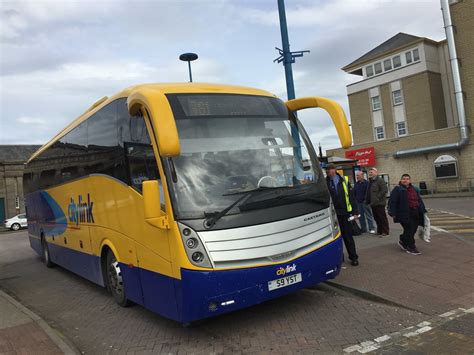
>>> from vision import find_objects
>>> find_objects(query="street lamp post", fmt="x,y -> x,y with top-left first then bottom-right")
179,53 -> 198,82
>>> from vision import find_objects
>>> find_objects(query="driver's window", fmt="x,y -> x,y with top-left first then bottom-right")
125,143 -> 160,192
118,99 -> 164,208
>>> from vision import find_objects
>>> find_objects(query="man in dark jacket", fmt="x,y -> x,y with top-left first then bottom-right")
367,168 -> 389,236
326,164 -> 359,266
388,174 -> 426,255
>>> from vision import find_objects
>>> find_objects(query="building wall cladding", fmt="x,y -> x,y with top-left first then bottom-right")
402,72 -> 446,134
348,71 -> 448,143
380,83 -> 395,138
348,90 -> 372,143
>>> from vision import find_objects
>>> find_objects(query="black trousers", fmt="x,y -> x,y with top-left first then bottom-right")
337,214 -> 358,261
372,205 -> 390,235
400,209 -> 419,249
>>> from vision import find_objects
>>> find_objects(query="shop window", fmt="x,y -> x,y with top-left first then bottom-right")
434,155 -> 458,179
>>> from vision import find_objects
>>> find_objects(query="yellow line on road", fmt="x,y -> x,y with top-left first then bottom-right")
445,229 -> 474,233
430,220 -> 474,224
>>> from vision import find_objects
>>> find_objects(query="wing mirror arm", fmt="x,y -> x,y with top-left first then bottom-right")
285,97 -> 352,149
142,180 -> 169,230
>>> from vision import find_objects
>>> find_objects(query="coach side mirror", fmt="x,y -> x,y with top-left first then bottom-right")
128,89 -> 181,157
143,180 -> 169,229
285,96 -> 352,149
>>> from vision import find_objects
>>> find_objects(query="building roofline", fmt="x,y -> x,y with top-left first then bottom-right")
342,34 -> 443,73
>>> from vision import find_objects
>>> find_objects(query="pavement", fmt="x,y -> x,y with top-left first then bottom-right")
0,288 -> 78,354
0,197 -> 473,354
336,204 -> 474,354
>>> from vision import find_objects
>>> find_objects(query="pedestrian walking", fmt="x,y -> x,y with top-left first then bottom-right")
388,174 -> 426,255
325,164 -> 359,266
367,168 -> 389,236
354,171 -> 376,234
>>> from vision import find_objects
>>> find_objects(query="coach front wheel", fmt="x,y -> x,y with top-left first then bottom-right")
106,251 -> 131,307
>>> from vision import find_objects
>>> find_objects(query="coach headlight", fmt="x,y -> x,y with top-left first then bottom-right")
330,202 -> 339,236
178,223 -> 212,268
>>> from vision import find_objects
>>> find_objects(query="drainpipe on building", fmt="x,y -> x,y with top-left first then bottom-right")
393,0 -> 470,158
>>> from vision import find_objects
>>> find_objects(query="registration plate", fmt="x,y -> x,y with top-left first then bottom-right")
268,273 -> 302,291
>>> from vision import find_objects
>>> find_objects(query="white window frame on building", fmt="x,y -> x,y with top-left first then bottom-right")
374,62 -> 382,75
392,89 -> 403,105
413,48 -> 420,61
383,59 -> 392,71
405,51 -> 412,64
366,65 -> 374,77
374,126 -> 385,141
396,121 -> 408,137
371,96 -> 381,111
392,55 -> 402,68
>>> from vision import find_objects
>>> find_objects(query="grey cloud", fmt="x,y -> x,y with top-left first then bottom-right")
0,0 -> 448,151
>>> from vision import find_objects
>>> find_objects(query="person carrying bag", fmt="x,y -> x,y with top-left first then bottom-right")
388,174 -> 427,255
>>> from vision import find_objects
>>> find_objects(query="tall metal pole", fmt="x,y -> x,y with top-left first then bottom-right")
277,0 -> 295,100
274,0 -> 310,180
188,61 -> 193,82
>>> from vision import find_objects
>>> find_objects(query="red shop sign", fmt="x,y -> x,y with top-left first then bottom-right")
345,147 -> 376,167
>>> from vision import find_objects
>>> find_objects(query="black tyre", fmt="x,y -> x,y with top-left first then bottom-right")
11,223 -> 21,231
105,251 -> 131,307
41,235 -> 55,268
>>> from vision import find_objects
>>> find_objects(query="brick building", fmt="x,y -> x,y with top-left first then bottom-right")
0,145 -> 40,222
328,0 -> 473,193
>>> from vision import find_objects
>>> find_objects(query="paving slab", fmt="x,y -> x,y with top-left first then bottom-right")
0,289 -> 78,354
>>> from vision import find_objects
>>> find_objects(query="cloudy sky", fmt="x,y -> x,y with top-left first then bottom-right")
0,0 -> 445,152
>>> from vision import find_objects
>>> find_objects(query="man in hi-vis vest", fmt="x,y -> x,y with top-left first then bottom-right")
325,164 -> 359,266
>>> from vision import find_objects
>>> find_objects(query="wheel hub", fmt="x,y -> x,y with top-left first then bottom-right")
108,261 -> 123,295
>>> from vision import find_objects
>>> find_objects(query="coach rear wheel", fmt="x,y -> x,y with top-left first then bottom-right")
106,252 -> 131,307
41,235 -> 55,268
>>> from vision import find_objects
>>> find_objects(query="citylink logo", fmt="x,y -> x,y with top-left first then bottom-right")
68,194 -> 95,225
276,263 -> 297,276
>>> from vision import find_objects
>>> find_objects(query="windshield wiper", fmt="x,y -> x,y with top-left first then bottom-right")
222,185 -> 289,196
204,186 -> 281,229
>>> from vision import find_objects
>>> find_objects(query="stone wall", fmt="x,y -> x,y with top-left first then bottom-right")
0,162 -> 26,219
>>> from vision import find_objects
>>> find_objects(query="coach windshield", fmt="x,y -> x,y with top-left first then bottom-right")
164,94 -> 330,230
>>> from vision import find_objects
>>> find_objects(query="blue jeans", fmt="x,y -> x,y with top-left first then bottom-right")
357,201 -> 375,232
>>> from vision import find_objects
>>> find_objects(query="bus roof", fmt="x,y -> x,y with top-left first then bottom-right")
27,83 -> 276,163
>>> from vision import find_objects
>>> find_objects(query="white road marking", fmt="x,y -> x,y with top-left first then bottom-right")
343,307 -> 472,354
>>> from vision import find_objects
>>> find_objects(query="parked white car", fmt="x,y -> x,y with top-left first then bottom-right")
4,214 -> 28,231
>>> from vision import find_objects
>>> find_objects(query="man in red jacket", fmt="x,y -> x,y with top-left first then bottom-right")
388,174 -> 427,255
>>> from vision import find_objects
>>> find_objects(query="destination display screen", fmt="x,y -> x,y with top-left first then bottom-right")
166,94 -> 288,118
